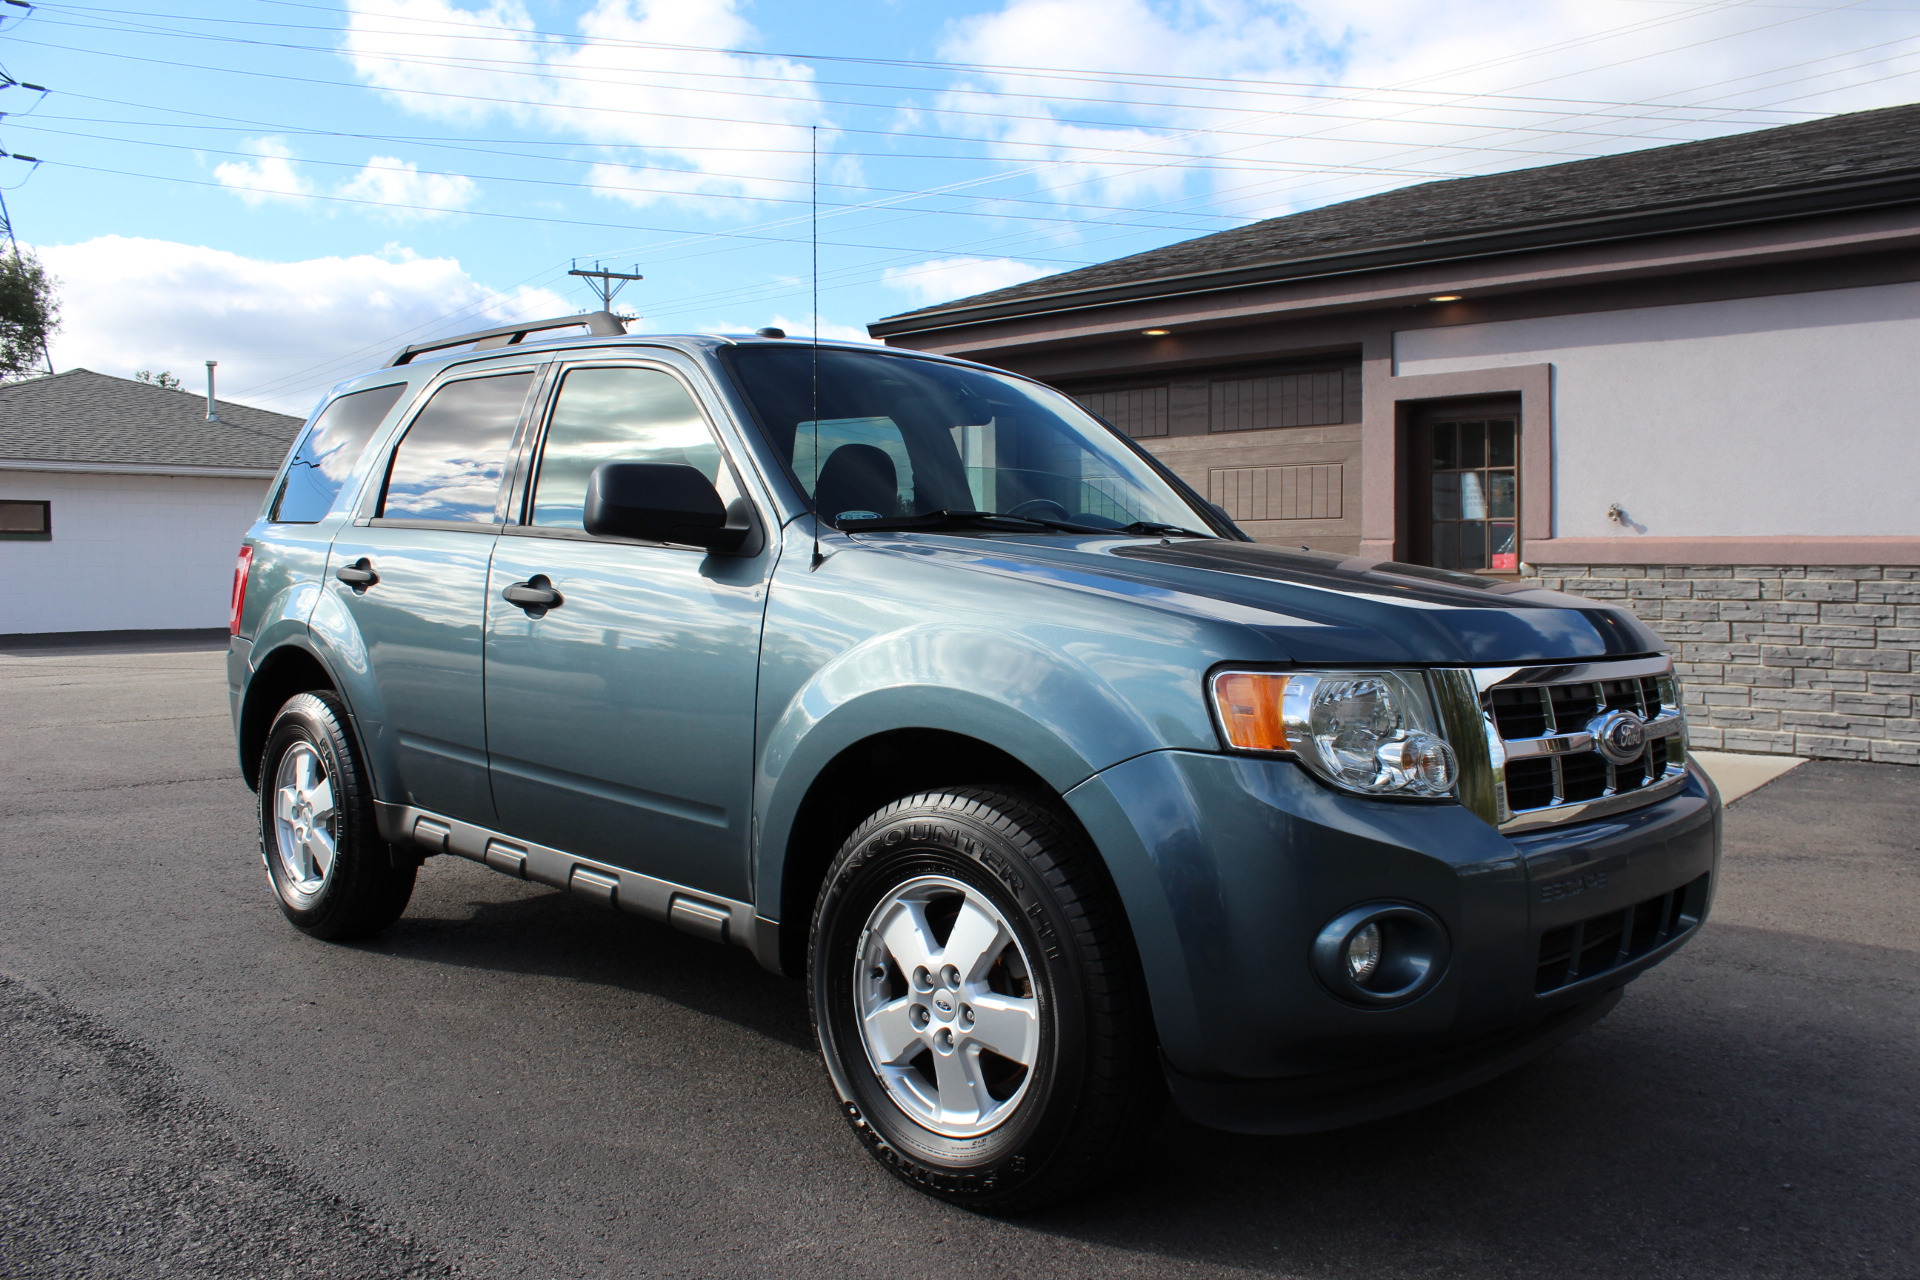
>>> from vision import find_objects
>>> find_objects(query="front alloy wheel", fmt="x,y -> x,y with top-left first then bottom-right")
811,788 -> 1162,1213
855,875 -> 1041,1138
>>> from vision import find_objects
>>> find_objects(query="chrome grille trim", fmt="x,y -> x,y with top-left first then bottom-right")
1501,708 -> 1684,760
1433,656 -> 1689,832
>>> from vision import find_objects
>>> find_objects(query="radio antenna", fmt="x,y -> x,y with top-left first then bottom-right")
809,124 -> 823,569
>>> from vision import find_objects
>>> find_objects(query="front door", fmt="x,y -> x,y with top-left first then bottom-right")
1409,404 -> 1520,574
483,362 -> 772,901
325,367 -> 538,825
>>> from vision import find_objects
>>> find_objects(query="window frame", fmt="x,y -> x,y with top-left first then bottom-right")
356,361 -> 547,533
1408,399 -> 1522,577
503,356 -> 757,550
0,498 -> 51,541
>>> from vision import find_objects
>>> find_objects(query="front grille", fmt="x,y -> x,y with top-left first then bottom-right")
1536,872 -> 1710,993
1478,659 -> 1688,830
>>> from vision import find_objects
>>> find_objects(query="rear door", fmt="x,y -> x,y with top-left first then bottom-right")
482,359 -> 773,901
325,364 -> 542,826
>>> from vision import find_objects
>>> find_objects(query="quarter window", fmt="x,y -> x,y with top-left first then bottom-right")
272,382 -> 408,522
529,367 -> 731,530
379,373 -> 533,523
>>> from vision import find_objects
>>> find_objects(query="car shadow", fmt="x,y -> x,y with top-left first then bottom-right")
351,866 -> 816,1053
343,859 -> 1916,1277
1022,919 -> 1920,1276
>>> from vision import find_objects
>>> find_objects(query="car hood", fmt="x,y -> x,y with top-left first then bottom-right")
865,534 -> 1664,665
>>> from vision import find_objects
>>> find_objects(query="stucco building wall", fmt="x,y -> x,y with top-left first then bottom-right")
1391,281 -> 1920,541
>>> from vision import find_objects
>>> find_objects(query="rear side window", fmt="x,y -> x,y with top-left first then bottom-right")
379,373 -> 533,523
271,383 -> 408,523
529,366 -> 727,530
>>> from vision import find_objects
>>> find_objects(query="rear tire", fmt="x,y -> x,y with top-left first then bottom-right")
257,691 -> 414,940
809,787 -> 1163,1213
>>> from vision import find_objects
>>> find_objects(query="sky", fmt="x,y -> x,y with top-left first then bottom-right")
4,0 -> 1918,415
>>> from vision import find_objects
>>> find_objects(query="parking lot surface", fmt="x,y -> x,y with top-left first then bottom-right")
2,638 -> 1915,1279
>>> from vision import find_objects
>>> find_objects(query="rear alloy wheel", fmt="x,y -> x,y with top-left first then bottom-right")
810,788 -> 1162,1212
258,691 -> 414,940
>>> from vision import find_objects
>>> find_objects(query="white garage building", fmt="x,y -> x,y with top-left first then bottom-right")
0,369 -> 303,637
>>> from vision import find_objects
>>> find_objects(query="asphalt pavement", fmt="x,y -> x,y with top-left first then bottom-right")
2,637 -> 1915,1279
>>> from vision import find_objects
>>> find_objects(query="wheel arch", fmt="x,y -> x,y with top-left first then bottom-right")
771,727 -> 1091,978
238,641 -> 343,791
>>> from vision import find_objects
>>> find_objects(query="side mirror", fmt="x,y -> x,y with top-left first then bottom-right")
584,462 -> 750,553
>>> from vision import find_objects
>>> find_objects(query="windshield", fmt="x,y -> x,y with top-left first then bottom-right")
722,345 -> 1216,534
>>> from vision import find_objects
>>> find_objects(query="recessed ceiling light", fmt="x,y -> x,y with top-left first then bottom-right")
1141,328 -> 1170,336
1428,294 -> 1462,303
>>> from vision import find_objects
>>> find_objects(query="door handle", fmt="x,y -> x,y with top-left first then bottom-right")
502,575 -> 563,616
335,559 -> 378,589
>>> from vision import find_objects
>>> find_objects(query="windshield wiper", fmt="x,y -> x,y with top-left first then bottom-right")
834,509 -> 1046,532
836,509 -> 1215,538
1119,520 -> 1214,539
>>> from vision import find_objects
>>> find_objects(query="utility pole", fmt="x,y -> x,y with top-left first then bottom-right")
567,262 -> 643,319
0,186 -> 53,378
0,20 -> 56,376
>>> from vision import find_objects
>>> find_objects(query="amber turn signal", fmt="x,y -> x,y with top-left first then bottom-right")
1212,671 -> 1292,752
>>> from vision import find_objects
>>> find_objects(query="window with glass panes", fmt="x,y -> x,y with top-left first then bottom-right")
1425,416 -> 1518,572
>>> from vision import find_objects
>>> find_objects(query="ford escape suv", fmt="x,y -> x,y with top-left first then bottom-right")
228,311 -> 1721,1212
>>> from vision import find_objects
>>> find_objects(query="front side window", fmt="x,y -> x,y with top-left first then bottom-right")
272,382 -> 408,522
528,366 -> 732,530
723,347 -> 1214,533
378,372 -> 533,523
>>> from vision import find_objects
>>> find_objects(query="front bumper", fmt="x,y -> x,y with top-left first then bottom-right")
1063,750 -> 1720,1130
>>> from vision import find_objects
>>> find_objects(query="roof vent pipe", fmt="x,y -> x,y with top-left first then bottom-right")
204,360 -> 220,422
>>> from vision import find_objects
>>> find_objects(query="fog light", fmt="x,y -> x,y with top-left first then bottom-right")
1310,903 -> 1451,1006
1345,922 -> 1381,983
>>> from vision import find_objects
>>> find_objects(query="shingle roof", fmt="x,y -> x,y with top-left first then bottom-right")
0,369 -> 304,471
874,101 -> 1920,332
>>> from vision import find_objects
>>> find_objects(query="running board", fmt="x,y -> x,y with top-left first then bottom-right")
374,801 -> 779,970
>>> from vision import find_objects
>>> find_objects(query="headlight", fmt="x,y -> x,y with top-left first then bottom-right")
1210,669 -> 1459,799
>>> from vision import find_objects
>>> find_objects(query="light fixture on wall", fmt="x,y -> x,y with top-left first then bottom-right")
1428,295 -> 1462,303
1141,328 -> 1170,336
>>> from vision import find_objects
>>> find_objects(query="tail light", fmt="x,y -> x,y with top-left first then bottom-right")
230,544 -> 254,636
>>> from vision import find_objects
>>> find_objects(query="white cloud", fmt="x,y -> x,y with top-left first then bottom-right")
758,315 -> 881,344
213,140 -> 479,219
880,256 -> 1051,308
37,236 -> 568,415
340,0 -> 831,210
213,138 -> 314,206
338,157 -> 479,218
936,0 -> 1920,218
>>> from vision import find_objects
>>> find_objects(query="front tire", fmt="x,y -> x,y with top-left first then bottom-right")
809,788 -> 1162,1213
257,691 -> 414,940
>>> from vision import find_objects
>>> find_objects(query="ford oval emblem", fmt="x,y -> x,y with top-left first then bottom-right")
1589,709 -> 1647,766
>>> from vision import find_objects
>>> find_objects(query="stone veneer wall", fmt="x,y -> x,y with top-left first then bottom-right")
1525,564 -> 1920,764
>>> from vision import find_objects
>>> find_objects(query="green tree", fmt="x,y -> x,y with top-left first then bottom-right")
0,246 -> 57,378
135,369 -> 182,390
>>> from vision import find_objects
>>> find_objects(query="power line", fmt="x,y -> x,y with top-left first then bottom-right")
34,6 -> 1835,140
49,0 -> 1833,119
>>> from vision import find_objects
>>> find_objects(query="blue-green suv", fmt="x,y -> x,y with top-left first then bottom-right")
228,313 -> 1720,1212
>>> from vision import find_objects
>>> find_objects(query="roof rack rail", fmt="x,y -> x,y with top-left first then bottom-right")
385,310 -> 628,368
